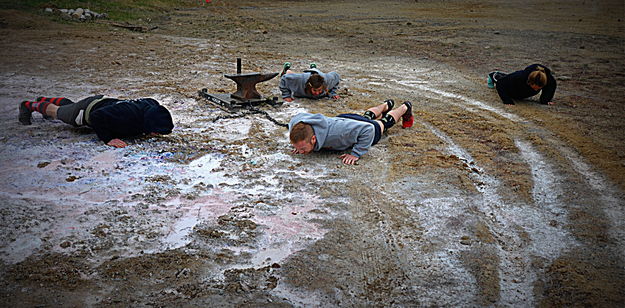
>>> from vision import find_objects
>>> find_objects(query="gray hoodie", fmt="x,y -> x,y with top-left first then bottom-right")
279,69 -> 340,99
289,113 -> 375,158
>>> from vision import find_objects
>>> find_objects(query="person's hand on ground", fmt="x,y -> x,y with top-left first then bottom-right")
331,95 -> 340,100
339,153 -> 359,165
107,138 -> 128,148
548,101 -> 555,105
284,97 -> 294,102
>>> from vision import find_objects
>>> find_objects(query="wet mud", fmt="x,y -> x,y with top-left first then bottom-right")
1,0 -> 624,306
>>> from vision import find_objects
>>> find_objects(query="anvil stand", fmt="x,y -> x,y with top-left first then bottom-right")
199,58 -> 281,112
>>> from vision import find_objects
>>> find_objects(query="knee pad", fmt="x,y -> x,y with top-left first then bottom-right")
363,110 -> 376,120
380,114 -> 396,129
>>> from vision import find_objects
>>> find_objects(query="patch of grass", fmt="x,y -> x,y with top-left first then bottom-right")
0,0 -> 199,21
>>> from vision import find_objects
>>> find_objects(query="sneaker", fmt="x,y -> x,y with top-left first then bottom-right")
309,62 -> 317,69
18,101 -> 32,125
401,101 -> 413,129
280,62 -> 291,76
487,73 -> 495,89
382,99 -> 394,117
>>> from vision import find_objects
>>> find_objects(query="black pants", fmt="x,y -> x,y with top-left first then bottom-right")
336,113 -> 382,145
489,71 -> 507,84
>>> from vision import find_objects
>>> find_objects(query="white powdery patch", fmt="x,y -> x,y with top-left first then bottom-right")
406,193 -> 480,304
512,139 -> 579,289
421,121 -> 536,305
557,143 -> 625,257
397,81 -> 523,123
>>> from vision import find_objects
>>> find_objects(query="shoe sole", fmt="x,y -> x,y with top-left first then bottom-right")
18,102 -> 32,125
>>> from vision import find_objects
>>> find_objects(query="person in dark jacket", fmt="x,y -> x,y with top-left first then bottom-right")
279,62 -> 340,102
289,99 -> 413,165
18,95 -> 174,148
487,64 -> 557,105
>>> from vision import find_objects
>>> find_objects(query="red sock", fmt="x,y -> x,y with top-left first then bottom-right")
37,97 -> 73,106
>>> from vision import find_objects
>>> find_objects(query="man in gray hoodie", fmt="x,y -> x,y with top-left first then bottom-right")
279,63 -> 340,102
289,100 -> 413,165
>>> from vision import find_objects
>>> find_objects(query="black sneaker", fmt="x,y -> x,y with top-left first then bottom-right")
18,101 -> 32,125
382,99 -> 395,117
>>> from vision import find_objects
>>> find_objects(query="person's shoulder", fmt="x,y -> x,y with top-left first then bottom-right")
281,73 -> 307,81
525,63 -> 551,71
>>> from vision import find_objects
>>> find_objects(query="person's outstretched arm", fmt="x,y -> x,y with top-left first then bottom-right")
540,71 -> 557,104
279,75 -> 293,101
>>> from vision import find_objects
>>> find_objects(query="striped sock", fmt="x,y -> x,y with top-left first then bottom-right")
36,97 -> 73,106
24,101 -> 53,114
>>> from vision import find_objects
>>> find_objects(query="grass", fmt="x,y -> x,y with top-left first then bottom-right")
0,0 -> 200,21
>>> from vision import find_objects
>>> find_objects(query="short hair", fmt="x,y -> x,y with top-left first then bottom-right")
527,67 -> 547,88
305,74 -> 326,95
290,122 -> 314,143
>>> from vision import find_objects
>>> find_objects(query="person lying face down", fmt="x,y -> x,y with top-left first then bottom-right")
19,95 -> 174,148
289,99 -> 414,165
487,64 -> 557,105
279,63 -> 341,102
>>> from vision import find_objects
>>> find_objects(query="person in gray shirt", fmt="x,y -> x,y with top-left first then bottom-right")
289,99 -> 413,165
279,62 -> 341,102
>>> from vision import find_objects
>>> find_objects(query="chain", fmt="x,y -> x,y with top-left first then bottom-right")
208,107 -> 288,128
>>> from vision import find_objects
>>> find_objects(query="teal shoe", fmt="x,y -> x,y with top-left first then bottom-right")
487,74 -> 495,89
281,62 -> 291,76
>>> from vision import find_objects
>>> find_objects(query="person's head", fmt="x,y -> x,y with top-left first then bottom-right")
144,105 -> 174,135
305,74 -> 327,97
290,122 -> 316,154
527,67 -> 547,91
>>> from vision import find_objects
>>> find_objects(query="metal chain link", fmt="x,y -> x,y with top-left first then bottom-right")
208,107 -> 288,128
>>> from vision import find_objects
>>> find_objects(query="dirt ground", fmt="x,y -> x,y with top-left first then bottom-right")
1,0 -> 624,306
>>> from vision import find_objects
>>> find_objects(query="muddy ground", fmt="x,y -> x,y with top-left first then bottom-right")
1,0 -> 624,306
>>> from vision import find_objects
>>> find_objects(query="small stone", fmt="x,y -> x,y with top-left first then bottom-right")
60,241 -> 71,248
44,8 -> 54,13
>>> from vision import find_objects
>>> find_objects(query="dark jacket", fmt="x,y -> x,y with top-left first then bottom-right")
88,98 -> 173,143
496,64 -> 557,105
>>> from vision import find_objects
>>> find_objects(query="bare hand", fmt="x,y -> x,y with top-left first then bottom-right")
339,153 -> 359,165
547,101 -> 555,105
331,95 -> 340,100
284,97 -> 294,102
107,138 -> 128,148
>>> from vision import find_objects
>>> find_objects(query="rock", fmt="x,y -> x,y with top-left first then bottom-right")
44,8 -> 54,13
60,241 -> 71,248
